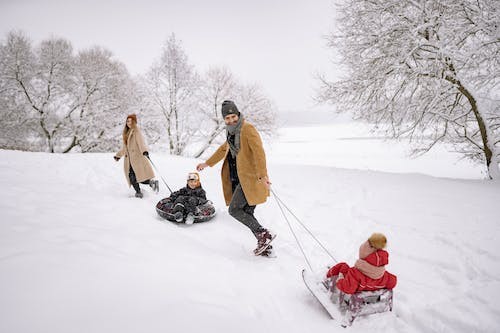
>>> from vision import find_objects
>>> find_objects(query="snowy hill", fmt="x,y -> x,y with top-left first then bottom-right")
1,124 -> 499,333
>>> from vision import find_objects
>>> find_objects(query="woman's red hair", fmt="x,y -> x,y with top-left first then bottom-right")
122,114 -> 137,144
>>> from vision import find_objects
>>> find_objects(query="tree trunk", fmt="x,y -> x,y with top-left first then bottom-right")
194,125 -> 224,158
62,136 -> 78,153
167,121 -> 174,154
454,80 -> 498,179
42,121 -> 54,153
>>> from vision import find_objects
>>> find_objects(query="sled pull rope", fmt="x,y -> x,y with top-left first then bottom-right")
271,189 -> 338,265
147,156 -> 173,194
272,188 -> 314,271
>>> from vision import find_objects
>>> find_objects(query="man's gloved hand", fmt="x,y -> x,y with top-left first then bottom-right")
114,156 -> 120,161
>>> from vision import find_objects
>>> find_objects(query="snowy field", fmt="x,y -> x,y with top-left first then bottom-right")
269,120 -> 483,180
1,122 -> 499,333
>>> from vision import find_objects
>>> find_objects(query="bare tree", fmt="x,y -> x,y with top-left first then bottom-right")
193,67 -> 277,158
128,75 -> 163,148
145,33 -> 199,155
236,82 -> 277,139
318,0 -> 500,178
193,66 -> 238,158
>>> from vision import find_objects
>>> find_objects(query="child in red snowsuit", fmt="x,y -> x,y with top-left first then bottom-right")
326,233 -> 397,294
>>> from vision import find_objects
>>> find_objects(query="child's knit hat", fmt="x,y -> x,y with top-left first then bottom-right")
368,233 -> 387,250
187,172 -> 201,186
187,172 -> 200,181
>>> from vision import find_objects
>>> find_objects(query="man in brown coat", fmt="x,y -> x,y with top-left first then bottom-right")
197,100 -> 275,255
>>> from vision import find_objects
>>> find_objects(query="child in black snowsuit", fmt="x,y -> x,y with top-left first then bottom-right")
168,172 -> 207,224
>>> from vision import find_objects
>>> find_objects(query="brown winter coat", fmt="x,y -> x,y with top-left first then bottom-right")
206,121 -> 269,206
115,127 -> 155,186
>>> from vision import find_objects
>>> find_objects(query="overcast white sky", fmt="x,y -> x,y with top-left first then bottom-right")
0,0 -> 341,113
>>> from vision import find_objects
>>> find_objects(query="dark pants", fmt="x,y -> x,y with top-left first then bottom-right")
129,166 -> 150,193
173,196 -> 199,215
228,184 -> 265,238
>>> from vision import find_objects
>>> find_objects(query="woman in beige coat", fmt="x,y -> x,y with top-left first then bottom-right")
114,114 -> 158,198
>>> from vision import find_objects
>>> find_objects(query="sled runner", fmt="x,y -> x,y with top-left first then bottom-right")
302,269 -> 340,320
156,198 -> 216,223
303,269 -> 393,327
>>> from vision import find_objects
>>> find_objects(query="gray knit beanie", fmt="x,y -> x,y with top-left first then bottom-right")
221,100 -> 240,118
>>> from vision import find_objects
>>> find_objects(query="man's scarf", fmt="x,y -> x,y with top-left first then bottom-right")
226,115 -> 244,158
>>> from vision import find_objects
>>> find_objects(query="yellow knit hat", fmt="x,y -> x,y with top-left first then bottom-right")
187,172 -> 201,187
368,233 -> 387,250
187,172 -> 200,181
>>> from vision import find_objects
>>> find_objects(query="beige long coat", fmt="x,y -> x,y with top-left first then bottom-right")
206,121 -> 269,206
115,127 -> 155,186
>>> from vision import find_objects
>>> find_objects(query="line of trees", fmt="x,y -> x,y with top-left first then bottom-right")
318,0 -> 499,179
0,31 -> 277,157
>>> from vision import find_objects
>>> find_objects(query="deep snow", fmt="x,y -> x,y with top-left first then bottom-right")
1,123 -> 499,333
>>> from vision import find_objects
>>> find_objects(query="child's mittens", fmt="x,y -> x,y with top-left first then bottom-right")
326,266 -> 336,278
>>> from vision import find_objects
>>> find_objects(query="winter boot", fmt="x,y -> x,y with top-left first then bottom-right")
150,179 -> 159,193
185,213 -> 195,225
259,245 -> 275,257
173,211 -> 184,222
135,191 -> 143,198
327,275 -> 341,303
254,230 -> 276,255
173,203 -> 185,213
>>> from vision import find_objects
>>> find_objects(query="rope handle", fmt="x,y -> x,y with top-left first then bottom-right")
271,188 -> 338,270
147,155 -> 173,194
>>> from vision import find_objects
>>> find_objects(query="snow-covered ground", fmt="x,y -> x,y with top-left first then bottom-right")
1,122 -> 499,333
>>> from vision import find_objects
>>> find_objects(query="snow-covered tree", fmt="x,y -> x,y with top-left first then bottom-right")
63,47 -> 135,153
0,31 -> 136,153
1,31 -> 277,156
0,32 -> 74,152
145,34 -> 199,155
318,0 -> 500,179
0,32 -> 36,150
